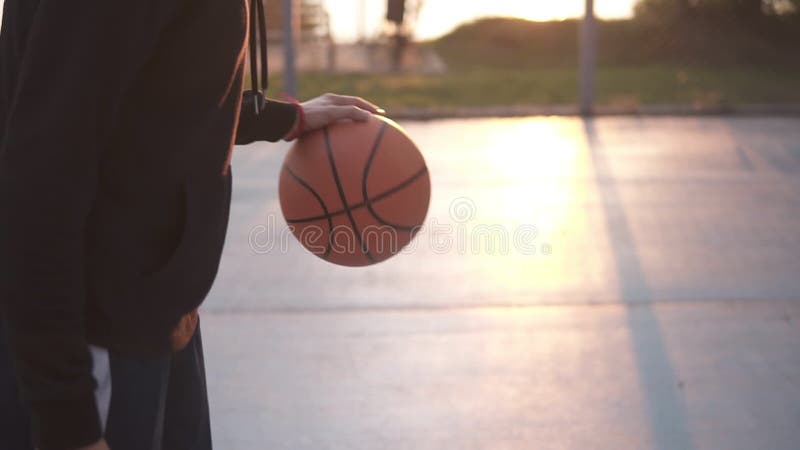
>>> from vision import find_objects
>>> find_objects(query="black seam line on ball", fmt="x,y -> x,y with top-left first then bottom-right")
283,165 -> 333,258
324,127 -> 375,263
362,123 -> 418,232
285,166 -> 428,225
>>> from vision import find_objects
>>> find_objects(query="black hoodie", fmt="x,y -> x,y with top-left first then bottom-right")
0,0 -> 296,448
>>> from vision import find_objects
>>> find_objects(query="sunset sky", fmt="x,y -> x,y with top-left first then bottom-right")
325,0 -> 637,41
0,0 -> 637,41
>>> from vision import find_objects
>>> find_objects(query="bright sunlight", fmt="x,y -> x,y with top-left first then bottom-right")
324,0 -> 637,41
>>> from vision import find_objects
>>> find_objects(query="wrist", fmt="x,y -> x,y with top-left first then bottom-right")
282,97 -> 305,141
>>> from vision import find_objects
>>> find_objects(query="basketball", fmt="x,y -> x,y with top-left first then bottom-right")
279,115 -> 431,267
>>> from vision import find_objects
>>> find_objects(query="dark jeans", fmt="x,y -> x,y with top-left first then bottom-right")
0,320 -> 212,450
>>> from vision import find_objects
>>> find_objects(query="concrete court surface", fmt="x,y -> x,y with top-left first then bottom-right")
202,116 -> 800,449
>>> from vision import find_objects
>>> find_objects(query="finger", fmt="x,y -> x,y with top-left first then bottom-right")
328,94 -> 384,115
329,105 -> 371,123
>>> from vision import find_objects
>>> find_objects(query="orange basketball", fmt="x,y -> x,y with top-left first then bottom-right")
279,115 -> 431,267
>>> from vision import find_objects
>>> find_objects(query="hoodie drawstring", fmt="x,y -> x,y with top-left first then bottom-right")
248,0 -> 269,112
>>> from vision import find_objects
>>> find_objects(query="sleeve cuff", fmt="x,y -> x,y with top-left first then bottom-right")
31,394 -> 102,450
236,92 -> 300,145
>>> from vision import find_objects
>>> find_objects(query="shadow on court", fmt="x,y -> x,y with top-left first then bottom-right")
584,118 -> 694,450
203,116 -> 800,449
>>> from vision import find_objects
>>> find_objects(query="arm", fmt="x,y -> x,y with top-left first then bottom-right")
0,1 -> 165,448
235,93 -> 385,145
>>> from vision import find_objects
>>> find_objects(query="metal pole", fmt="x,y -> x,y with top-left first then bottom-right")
579,0 -> 596,115
283,0 -> 298,97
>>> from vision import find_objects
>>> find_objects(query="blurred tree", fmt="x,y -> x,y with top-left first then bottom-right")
634,0 -> 798,20
299,0 -> 331,42
764,0 -> 799,14
264,0 -> 331,41
633,0 -> 690,22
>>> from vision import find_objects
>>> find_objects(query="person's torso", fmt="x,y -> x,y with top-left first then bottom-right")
0,0 -> 249,354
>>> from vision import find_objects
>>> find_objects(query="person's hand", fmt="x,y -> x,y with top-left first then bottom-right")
296,93 -> 385,135
170,309 -> 199,352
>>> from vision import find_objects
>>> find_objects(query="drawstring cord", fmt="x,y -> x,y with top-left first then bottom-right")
245,0 -> 303,139
248,0 -> 269,113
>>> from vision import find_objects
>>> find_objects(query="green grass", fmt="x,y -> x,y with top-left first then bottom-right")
596,66 -> 800,106
265,66 -> 800,110
260,17 -> 800,111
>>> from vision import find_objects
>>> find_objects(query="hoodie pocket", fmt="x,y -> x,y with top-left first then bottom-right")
136,175 -> 228,308
137,180 -> 196,295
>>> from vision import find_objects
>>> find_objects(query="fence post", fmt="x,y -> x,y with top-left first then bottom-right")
283,0 -> 298,98
579,0 -> 596,115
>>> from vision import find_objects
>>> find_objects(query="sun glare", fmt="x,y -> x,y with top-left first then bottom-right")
500,0 -> 638,22
418,117 -> 611,301
325,0 -> 636,42
499,1 -> 579,22
413,0 -> 636,40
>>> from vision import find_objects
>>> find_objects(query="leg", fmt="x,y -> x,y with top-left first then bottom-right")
161,324 -> 213,450
104,349 -> 171,450
0,320 -> 34,450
